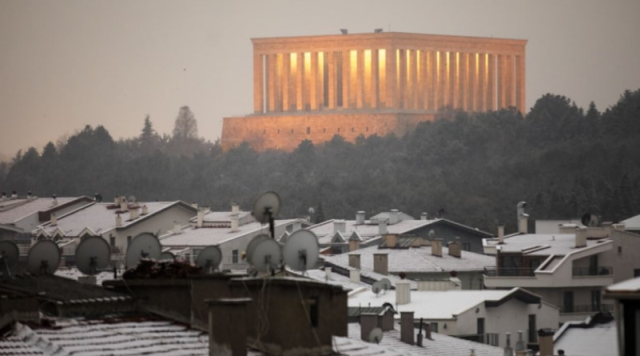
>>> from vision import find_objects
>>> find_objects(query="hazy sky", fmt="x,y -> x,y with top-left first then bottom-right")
1,0 -> 639,159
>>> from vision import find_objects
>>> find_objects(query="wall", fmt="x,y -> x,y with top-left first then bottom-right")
410,222 -> 491,254
404,271 -> 484,290
599,228 -> 640,283
221,111 -> 435,152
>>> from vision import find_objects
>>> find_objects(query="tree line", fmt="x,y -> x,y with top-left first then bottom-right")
1,90 -> 639,234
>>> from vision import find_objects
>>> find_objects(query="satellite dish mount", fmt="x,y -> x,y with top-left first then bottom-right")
252,191 -> 281,239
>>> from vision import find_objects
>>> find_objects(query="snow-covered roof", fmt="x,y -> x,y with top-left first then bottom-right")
323,244 -> 494,273
339,323 -> 504,356
485,233 -> 611,256
160,219 -> 302,247
348,288 -> 539,320
55,267 -> 115,284
0,197 -> 86,224
622,214 -> 640,230
554,320 -> 617,356
606,276 -> 640,293
534,219 -> 581,234
39,201 -> 194,237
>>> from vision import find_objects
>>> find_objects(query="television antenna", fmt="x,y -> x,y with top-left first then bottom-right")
26,240 -> 61,275
252,191 -> 280,239
0,240 -> 19,279
125,233 -> 161,268
245,234 -> 270,263
75,236 -> 111,275
371,281 -> 383,296
369,327 -> 384,344
196,245 -> 222,273
379,278 -> 392,292
249,238 -> 282,273
282,230 -> 319,273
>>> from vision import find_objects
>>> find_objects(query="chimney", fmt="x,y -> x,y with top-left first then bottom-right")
231,215 -> 239,232
424,322 -> 432,340
0,192 -> 6,201
420,212 -> 428,220
389,209 -> 400,224
129,207 -> 139,220
174,223 -> 182,234
120,199 -> 128,212
575,226 -> 587,248
515,330 -> 525,352
380,308 -> 394,331
396,280 -> 411,305
206,298 -> 251,356
356,211 -> 366,225
50,213 -> 57,226
333,220 -> 346,235
11,190 -> 17,199
498,225 -> 505,244
504,332 -> 513,356
360,313 -> 379,342
518,214 -> 528,234
51,194 -> 58,206
115,214 -> 122,227
27,191 -> 33,200
231,203 -> 240,215
378,220 -> 387,235
431,238 -> 443,257
602,222 -> 613,237
349,254 -> 361,269
325,267 -> 332,281
349,236 -> 361,252
141,205 -> 149,215
350,269 -> 360,283
197,208 -> 205,228
385,234 -> 397,248
114,196 -> 121,205
373,253 -> 388,275
537,328 -> 554,356
448,239 -> 461,258
400,311 -> 414,345
191,202 -> 198,209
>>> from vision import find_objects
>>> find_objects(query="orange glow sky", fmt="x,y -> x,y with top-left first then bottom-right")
1,0 -> 639,159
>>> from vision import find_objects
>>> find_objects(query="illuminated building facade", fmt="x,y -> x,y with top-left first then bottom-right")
222,32 -> 527,151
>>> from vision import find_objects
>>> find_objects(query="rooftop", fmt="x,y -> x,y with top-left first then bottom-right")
0,197 -> 86,225
553,313 -> 617,356
323,244 -> 495,273
485,233 -> 611,256
622,214 -> 640,230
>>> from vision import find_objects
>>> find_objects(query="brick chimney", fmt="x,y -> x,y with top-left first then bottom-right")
50,213 -> 57,226
373,253 -> 388,275
349,235 -> 361,252
378,220 -> 387,235
389,209 -> 400,224
206,298 -> 251,356
396,280 -> 411,305
448,239 -> 461,258
498,225 -> 505,244
385,234 -> 397,248
350,269 -> 360,283
356,211 -> 366,225
431,238 -> 443,257
400,311 -> 414,345
349,254 -> 361,269
538,328 -> 554,356
360,313 -> 378,342
575,226 -> 587,248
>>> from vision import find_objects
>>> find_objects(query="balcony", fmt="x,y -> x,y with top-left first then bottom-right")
572,266 -> 613,277
484,266 -> 535,277
561,303 -> 614,314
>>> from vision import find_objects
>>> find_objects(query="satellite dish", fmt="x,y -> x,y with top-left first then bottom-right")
369,327 -> 384,344
282,230 -> 319,271
252,191 -> 281,224
249,238 -> 282,272
245,234 -> 271,263
160,251 -> 175,261
27,240 -> 61,275
196,245 -> 222,273
581,213 -> 600,227
372,281 -> 383,296
0,240 -> 19,277
379,278 -> 392,291
125,233 -> 161,268
75,236 -> 111,275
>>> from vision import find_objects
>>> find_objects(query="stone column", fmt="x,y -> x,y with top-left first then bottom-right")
497,54 -> 506,109
418,50 -> 427,110
437,51 -> 446,109
342,49 -> 351,109
399,49 -> 407,108
505,54 -> 514,108
459,52 -> 468,111
409,49 -> 418,109
267,53 -> 276,113
516,54 -> 526,114
487,54 -> 496,111
356,49 -> 365,109
448,52 -> 456,109
371,48 -> 379,109
317,52 -> 325,108
478,53 -> 486,111
327,52 -> 337,109
385,48 -> 397,109
426,51 -> 436,110
253,53 -> 264,113
296,52 -> 304,111
282,53 -> 290,111
310,52 -> 318,110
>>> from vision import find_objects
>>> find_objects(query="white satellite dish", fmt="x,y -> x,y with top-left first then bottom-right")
372,281 -> 383,296
245,234 -> 271,263
0,240 -> 19,277
75,236 -> 111,275
196,245 -> 222,273
27,240 -> 61,275
369,327 -> 384,344
379,278 -> 392,292
249,238 -> 282,272
282,230 -> 319,272
125,233 -> 161,268
252,191 -> 281,224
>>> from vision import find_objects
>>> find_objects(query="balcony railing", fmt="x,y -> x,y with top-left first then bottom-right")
484,266 -> 535,277
561,303 -> 614,314
454,333 -> 500,346
572,266 -> 613,277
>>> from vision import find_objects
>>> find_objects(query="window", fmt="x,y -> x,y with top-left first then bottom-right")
635,269 -> 640,278
127,236 -> 132,247
291,129 -> 294,134
592,290 -> 602,311
109,236 -> 116,247
430,323 -> 438,333
366,127 -> 369,132
277,129 -> 280,134
323,128 -> 326,133
351,127 -> 354,132
307,127 -> 311,134
309,296 -> 319,327
232,249 -> 239,263
589,255 -> 599,275
563,291 -> 574,313
337,128 -> 340,132
477,318 -> 485,336
462,242 -> 471,251
528,315 -> 537,343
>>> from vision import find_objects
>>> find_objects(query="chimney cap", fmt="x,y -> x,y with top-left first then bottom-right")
537,328 -> 554,337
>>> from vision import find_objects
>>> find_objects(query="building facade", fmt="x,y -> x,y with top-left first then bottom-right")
222,32 -> 527,151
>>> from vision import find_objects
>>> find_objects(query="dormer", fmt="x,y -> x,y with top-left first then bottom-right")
78,227 -> 97,239
331,231 -> 347,244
